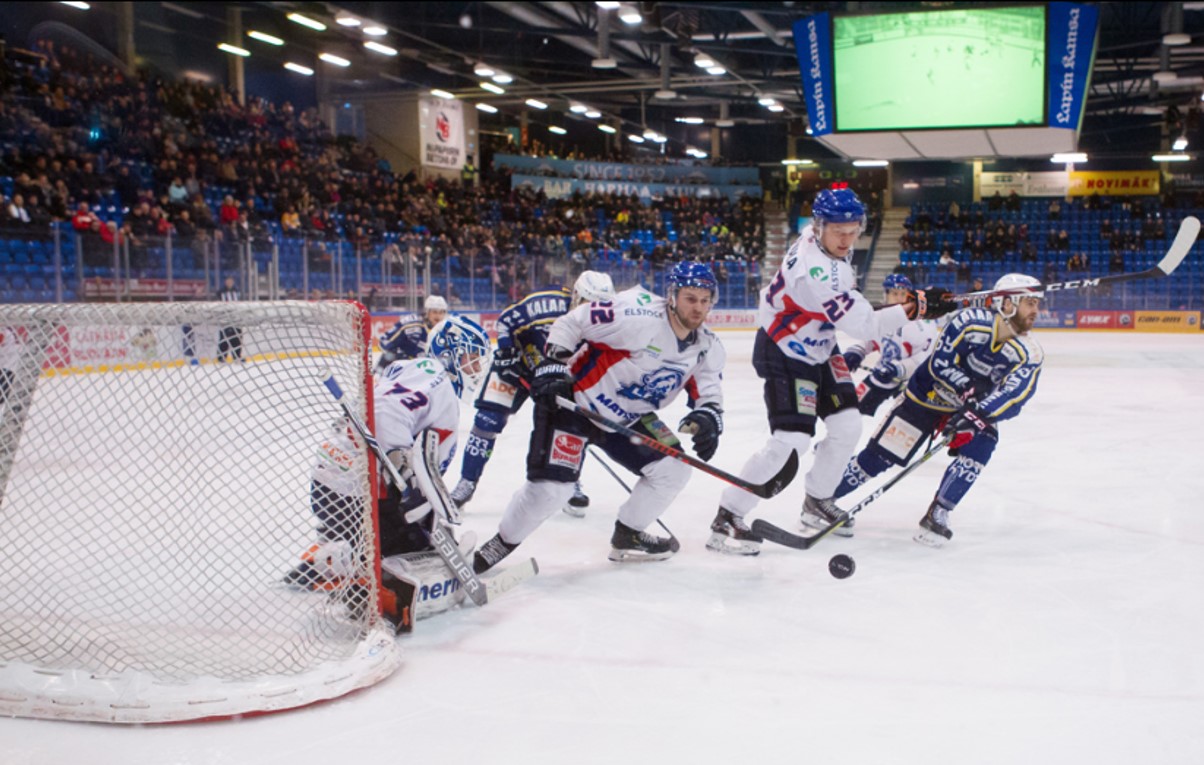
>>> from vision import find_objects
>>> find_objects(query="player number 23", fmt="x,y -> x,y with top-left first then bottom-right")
822,293 -> 855,321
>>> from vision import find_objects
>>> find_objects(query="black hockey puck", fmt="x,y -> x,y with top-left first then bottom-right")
828,554 -> 855,579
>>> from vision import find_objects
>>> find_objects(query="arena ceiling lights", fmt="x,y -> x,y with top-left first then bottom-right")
284,62 -> 314,76
247,31 -> 284,46
364,41 -> 397,56
319,53 -> 351,67
217,43 -> 250,57
287,13 -> 326,31
430,89 -> 455,99
548,126 -> 567,135
476,103 -> 499,114
480,82 -> 505,95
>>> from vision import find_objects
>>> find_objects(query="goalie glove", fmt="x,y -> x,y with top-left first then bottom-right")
677,403 -> 723,462
942,402 -> 997,453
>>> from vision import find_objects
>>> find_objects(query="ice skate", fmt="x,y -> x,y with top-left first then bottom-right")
473,533 -> 518,574
800,494 -> 854,538
705,507 -> 762,556
913,500 -> 953,548
608,520 -> 677,563
450,478 -> 476,509
282,540 -> 355,591
563,481 -> 589,518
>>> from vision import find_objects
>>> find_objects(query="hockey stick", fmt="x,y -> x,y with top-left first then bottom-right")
556,396 -> 798,499
750,434 -> 953,550
586,447 -> 681,551
947,215 -> 1200,307
485,557 -> 539,599
320,373 -> 488,606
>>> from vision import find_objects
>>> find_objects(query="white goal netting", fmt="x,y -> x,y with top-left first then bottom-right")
0,301 -> 400,723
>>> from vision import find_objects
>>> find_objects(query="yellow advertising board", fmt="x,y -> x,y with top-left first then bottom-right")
1068,170 -> 1160,197
1133,310 -> 1201,333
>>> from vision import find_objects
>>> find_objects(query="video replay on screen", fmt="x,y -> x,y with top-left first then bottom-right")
833,6 -> 1047,131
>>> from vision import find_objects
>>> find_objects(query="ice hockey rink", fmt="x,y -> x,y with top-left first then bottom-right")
5,327 -> 1204,765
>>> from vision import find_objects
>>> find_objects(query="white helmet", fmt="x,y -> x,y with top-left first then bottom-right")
572,271 -> 615,308
424,295 -> 449,312
991,273 -> 1043,318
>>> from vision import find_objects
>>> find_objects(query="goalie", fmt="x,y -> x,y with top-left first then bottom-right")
285,314 -> 492,630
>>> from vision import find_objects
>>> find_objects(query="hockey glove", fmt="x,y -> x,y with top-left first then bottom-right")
841,346 -> 866,373
920,287 -> 959,319
942,403 -> 997,453
530,360 -> 575,410
678,404 -> 723,462
868,360 -> 907,387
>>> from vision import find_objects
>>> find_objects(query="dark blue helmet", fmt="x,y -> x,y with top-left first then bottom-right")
667,261 -> 718,305
883,273 -> 914,292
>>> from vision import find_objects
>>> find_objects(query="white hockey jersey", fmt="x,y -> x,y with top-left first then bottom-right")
312,357 -> 460,497
759,225 -> 910,365
546,287 -> 725,423
851,318 -> 941,384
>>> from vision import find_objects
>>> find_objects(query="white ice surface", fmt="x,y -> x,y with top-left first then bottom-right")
4,329 -> 1204,764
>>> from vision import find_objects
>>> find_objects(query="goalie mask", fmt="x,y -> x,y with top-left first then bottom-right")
426,315 -> 492,397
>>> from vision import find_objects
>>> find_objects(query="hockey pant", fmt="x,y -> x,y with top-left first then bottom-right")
833,396 -> 997,510
720,331 -> 862,514
495,402 -> 690,544
460,363 -> 529,482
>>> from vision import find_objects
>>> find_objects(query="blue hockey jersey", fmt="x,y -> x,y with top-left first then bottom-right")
905,307 -> 1043,422
496,287 -> 572,372
379,312 -> 429,361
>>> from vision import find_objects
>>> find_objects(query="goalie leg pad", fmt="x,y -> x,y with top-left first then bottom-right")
382,551 -> 467,624
406,429 -> 460,525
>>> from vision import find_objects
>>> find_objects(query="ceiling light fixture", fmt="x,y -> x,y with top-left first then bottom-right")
284,62 -> 314,76
1050,152 -> 1087,163
319,53 -> 351,67
525,99 -> 549,110
596,1 -> 620,8
430,89 -> 455,100
599,124 -> 617,133
217,43 -> 251,57
694,53 -> 716,68
60,1 -> 90,8
363,25 -> 388,36
476,103 -> 499,114
852,159 -> 889,167
570,104 -> 589,114
336,15 -> 361,27
247,31 -> 284,46
1174,136 -> 1189,151
480,82 -> 505,94
492,73 -> 514,84
548,126 -> 568,135
364,41 -> 397,56
619,5 -> 642,24
758,96 -> 776,106
767,104 -> 785,112
585,110 -> 602,119
628,134 -> 645,143
287,13 -> 326,31
474,63 -> 495,77
706,66 -> 726,76
675,117 -> 704,125
1152,153 -> 1191,162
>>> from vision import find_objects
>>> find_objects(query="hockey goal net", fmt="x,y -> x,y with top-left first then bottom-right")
0,301 -> 400,723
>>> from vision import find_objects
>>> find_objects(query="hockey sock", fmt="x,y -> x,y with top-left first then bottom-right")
460,431 -> 496,482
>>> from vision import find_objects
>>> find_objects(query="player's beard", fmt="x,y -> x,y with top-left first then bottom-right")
671,305 -> 706,333
1009,312 -> 1036,334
